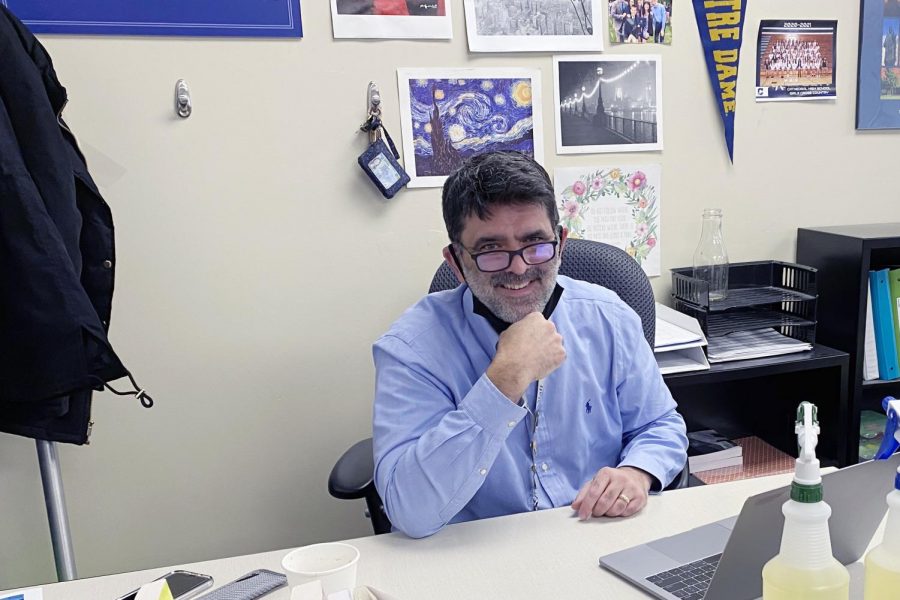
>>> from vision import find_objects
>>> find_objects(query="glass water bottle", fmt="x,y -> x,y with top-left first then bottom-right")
693,208 -> 729,302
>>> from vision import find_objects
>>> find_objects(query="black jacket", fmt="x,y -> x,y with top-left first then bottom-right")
0,5 -> 128,444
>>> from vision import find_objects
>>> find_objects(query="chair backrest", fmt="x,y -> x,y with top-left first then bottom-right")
429,238 -> 656,346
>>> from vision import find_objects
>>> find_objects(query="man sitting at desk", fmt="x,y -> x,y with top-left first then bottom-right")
372,152 -> 688,538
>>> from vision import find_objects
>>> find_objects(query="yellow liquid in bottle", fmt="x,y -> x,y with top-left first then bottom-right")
864,548 -> 900,600
762,558 -> 850,600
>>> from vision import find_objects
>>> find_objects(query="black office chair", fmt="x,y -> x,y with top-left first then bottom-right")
328,239 -> 687,534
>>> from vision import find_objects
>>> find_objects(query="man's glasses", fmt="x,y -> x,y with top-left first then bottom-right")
457,240 -> 559,273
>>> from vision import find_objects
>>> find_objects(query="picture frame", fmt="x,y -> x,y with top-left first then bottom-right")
553,164 -> 662,277
397,67 -> 544,188
553,55 -> 663,154
330,0 -> 452,39
463,0 -> 604,52
856,0 -> 900,129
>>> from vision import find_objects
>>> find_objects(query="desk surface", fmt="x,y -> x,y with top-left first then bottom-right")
4,471 -> 878,600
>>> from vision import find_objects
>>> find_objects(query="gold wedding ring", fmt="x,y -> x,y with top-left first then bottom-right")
617,493 -> 631,505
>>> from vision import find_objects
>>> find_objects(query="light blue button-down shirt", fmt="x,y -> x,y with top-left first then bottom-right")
652,2 -> 667,26
372,276 -> 688,538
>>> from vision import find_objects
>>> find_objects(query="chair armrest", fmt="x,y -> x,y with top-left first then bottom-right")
328,438 -> 376,500
664,461 -> 690,491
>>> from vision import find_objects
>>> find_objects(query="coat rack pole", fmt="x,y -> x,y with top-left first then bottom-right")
36,439 -> 77,581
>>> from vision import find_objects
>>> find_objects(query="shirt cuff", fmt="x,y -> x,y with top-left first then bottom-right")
617,459 -> 665,494
458,374 -> 527,438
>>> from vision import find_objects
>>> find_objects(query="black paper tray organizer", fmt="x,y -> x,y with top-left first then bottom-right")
671,261 -> 818,343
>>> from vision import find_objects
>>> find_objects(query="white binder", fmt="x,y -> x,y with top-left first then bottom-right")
654,303 -> 710,375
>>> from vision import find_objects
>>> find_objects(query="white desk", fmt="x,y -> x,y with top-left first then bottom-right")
4,472 -> 876,600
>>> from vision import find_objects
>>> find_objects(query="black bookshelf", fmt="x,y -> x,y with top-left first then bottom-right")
663,344 -> 849,467
797,223 -> 900,463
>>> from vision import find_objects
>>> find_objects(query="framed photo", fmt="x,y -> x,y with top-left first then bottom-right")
331,0 -> 452,39
857,0 -> 900,129
553,55 -> 663,154
397,68 -> 544,188
755,20 -> 837,102
608,0 -> 673,46
464,0 -> 604,52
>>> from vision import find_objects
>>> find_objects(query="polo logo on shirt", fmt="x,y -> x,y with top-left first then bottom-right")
585,399 -> 592,414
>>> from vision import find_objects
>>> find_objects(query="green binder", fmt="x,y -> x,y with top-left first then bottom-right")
890,268 -> 900,356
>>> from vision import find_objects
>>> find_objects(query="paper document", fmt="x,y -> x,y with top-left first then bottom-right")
706,329 -> 812,364
655,318 -> 703,349
653,304 -> 710,374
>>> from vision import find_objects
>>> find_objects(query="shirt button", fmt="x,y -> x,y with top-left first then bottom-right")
507,420 -> 516,428
479,468 -> 487,476
541,463 -> 549,472
102,260 -> 113,269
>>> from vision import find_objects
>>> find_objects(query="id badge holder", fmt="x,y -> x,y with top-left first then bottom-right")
358,82 -> 410,199
358,127 -> 409,199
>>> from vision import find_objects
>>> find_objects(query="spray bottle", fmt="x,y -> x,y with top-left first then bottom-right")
762,401 -> 850,600
863,396 -> 900,600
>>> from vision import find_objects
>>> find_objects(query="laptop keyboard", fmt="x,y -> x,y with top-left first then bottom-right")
645,553 -> 722,600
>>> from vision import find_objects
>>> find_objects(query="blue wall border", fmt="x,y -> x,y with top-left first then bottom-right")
3,1 -> 302,38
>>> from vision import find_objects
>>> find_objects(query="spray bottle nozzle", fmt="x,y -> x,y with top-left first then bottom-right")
875,397 -> 900,465
792,402 -> 822,495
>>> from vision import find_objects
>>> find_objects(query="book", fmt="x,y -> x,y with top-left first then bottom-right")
687,429 -> 742,473
691,454 -> 744,472
692,436 -> 795,484
863,288 -> 880,381
870,269 -> 900,380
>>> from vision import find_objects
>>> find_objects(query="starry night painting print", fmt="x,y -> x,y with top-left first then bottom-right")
397,68 -> 544,187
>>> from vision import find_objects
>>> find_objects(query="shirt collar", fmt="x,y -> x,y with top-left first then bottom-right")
471,283 -> 565,334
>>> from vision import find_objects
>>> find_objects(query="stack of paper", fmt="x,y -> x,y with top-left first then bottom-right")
706,328 -> 812,364
654,303 -> 710,374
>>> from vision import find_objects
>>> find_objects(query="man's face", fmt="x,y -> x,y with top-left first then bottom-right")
449,203 -> 565,324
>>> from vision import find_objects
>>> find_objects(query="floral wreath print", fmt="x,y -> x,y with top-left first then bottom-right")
558,168 -> 659,266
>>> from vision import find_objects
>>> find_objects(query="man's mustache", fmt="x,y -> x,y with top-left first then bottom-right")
491,267 -> 544,286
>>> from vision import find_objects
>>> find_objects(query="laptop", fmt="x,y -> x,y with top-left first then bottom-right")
599,453 -> 900,600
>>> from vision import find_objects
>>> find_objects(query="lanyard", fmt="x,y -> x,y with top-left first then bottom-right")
522,379 -> 545,511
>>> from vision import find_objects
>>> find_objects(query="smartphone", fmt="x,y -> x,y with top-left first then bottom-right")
115,570 -> 213,600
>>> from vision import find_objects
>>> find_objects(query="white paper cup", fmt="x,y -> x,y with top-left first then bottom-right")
282,542 -> 360,595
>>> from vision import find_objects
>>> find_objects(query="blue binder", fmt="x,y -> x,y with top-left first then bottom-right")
870,269 -> 900,380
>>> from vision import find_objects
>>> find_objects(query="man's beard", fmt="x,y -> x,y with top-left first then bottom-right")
463,260 -> 560,323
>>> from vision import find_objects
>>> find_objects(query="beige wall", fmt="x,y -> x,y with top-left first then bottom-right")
2,0 -> 898,590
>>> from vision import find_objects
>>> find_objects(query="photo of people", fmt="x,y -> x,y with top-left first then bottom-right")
330,0 -> 452,38
857,0 -> 900,128
464,0 -> 605,52
755,21 -> 837,101
553,55 -> 663,154
608,0 -> 671,45
398,68 -> 544,187
335,0 -> 445,15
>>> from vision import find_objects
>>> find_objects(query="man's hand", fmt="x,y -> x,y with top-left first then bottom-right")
486,312 -> 566,402
571,466 -> 653,520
